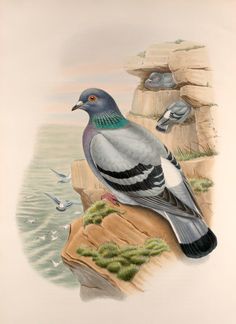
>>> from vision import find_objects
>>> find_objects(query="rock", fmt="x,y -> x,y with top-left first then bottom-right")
169,47 -> 210,71
179,156 -> 215,180
131,88 -> 181,117
125,41 -> 205,78
194,106 -> 218,150
173,69 -> 212,87
62,159 -> 214,299
180,85 -> 215,107
71,159 -> 105,210
69,260 -> 125,300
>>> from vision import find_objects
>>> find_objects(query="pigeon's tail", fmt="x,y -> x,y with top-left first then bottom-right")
164,213 -> 217,258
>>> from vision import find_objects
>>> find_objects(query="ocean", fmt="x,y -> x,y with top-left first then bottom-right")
16,124 -> 84,288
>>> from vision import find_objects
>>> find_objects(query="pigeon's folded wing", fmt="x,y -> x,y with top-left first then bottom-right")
90,126 -> 200,218
161,145 -> 202,215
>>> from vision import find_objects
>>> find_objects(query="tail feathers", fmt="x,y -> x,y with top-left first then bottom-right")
180,228 -> 217,258
166,213 -> 217,258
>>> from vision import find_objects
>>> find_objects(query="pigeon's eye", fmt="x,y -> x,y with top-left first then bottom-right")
88,95 -> 97,102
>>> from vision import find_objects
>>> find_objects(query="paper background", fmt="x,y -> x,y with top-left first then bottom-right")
1,1 -> 236,323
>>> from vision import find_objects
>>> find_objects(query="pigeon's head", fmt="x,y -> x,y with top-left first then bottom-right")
72,88 -> 120,117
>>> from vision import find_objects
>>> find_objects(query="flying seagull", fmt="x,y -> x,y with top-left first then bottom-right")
156,100 -> 192,133
71,88 -> 217,259
38,235 -> 46,241
62,224 -> 70,230
50,168 -> 71,183
27,218 -> 35,224
44,192 -> 80,212
51,260 -> 62,268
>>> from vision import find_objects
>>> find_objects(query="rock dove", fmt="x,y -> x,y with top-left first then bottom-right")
50,168 -> 71,183
71,88 -> 217,259
144,72 -> 176,90
156,100 -> 192,133
44,192 -> 80,212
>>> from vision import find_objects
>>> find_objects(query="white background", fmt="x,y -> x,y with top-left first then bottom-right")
1,1 -> 236,323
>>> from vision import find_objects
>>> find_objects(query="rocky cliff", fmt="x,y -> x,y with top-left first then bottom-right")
62,41 -> 217,300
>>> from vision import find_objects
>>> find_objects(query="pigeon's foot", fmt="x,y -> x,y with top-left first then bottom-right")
101,192 -> 119,206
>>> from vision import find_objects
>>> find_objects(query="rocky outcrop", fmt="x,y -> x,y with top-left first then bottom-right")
125,40 -> 218,153
62,159 -> 213,300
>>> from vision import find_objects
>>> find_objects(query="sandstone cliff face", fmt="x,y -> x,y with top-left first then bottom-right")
62,160 -> 213,300
125,40 -> 217,153
62,41 -> 217,300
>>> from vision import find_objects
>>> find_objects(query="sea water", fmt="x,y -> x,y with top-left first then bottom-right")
16,124 -> 84,288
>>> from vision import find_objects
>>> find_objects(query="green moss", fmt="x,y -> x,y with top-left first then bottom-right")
135,248 -> 151,256
112,256 -> 130,266
107,262 -> 122,273
188,178 -> 214,193
76,247 -> 98,257
76,237 -> 170,281
149,247 -> 170,256
98,242 -> 119,254
83,200 -> 123,227
120,245 -> 137,252
117,265 -> 139,281
120,250 -> 139,258
94,257 -> 111,268
130,255 -> 149,265
175,146 -> 217,161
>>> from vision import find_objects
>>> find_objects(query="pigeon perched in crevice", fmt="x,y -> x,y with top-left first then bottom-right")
71,88 -> 217,259
156,100 -> 192,133
144,72 -> 176,90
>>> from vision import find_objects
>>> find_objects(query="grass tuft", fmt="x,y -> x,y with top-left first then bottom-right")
175,146 -> 217,161
76,237 -> 170,281
83,200 -> 123,227
188,178 -> 214,193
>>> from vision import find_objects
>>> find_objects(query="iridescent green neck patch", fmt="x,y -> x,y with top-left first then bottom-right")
91,111 -> 129,129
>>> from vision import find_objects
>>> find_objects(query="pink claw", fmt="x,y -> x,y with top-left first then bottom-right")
101,192 -> 119,206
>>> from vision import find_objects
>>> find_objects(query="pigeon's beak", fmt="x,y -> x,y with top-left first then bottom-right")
71,101 -> 84,111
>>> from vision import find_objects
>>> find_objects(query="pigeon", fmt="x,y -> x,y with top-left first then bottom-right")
44,192 -> 80,212
71,88 -> 217,259
51,235 -> 58,241
156,100 -> 192,133
144,72 -> 176,90
50,168 -> 71,183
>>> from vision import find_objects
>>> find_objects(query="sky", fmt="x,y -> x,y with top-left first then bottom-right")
1,1 -> 236,324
